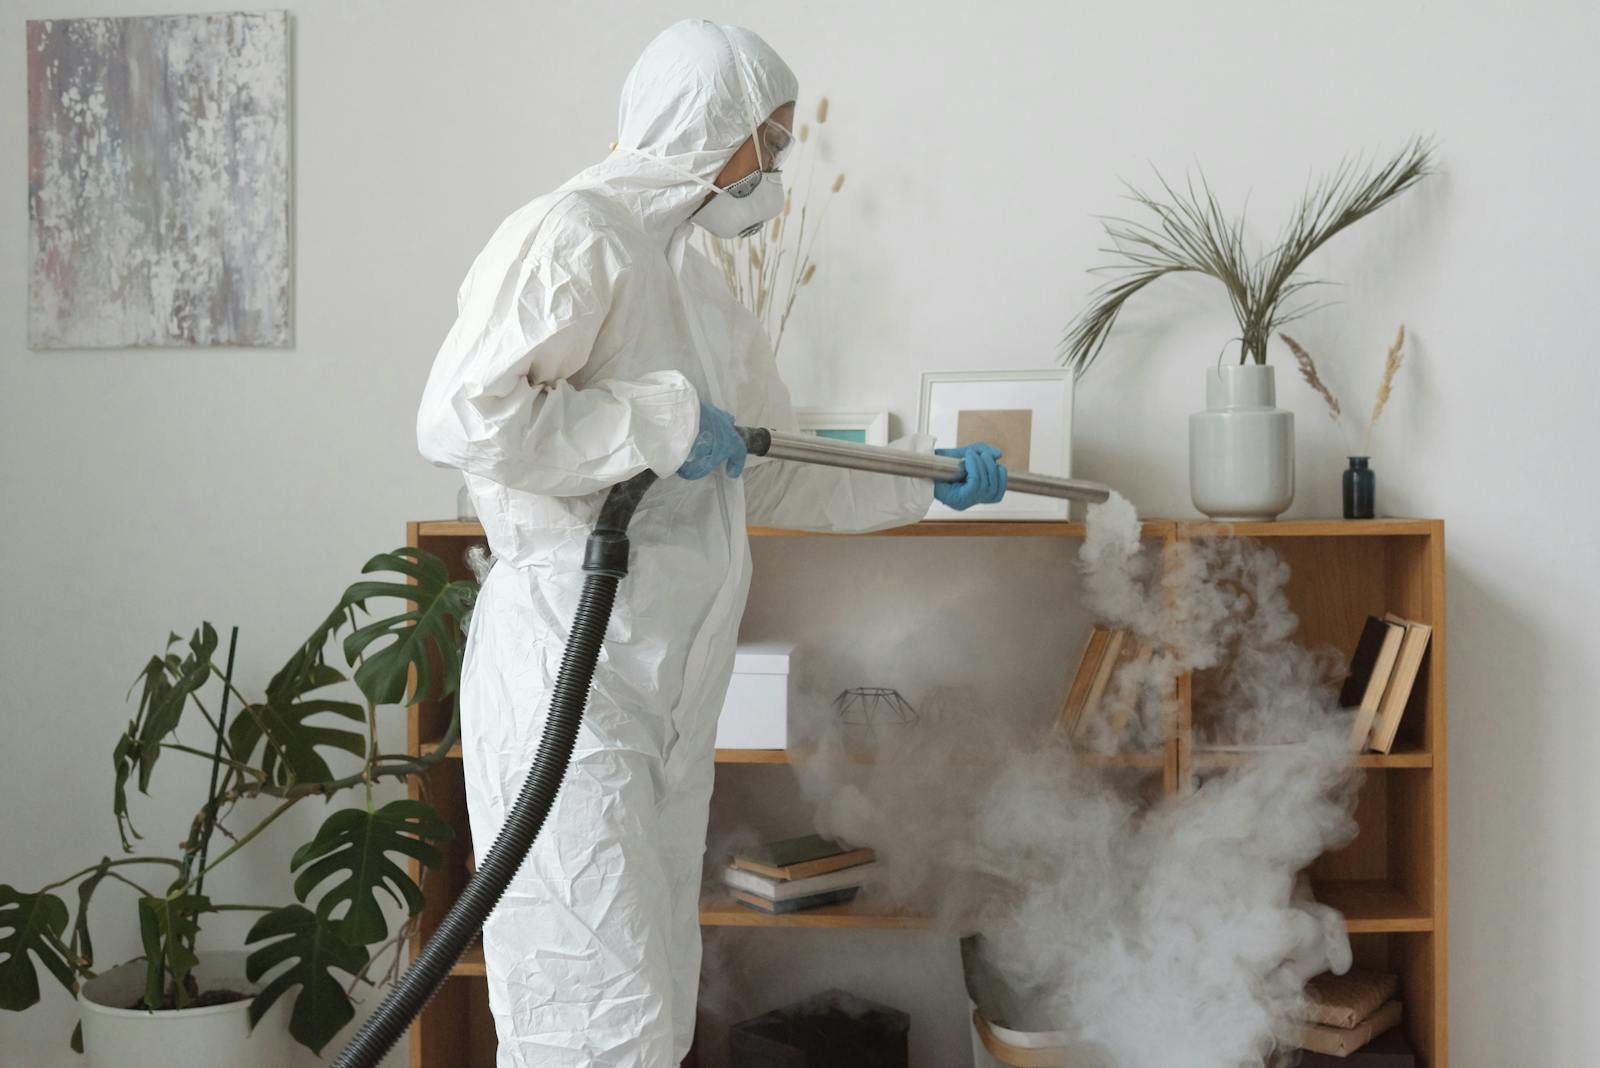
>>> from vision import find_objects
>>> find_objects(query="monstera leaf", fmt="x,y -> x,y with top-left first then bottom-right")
290,800 -> 452,945
246,905 -> 368,1053
137,893 -> 211,1008
113,627 -> 219,844
339,548 -> 476,706
227,691 -> 367,789
220,603 -> 367,789
69,858 -> 114,969
267,603 -> 352,708
0,886 -> 75,1011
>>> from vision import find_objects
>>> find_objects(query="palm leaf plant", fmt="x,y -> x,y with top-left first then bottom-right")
1060,137 -> 1434,375
0,546 -> 477,1054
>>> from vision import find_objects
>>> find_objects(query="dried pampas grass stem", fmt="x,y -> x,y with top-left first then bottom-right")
1281,333 -> 1341,421
696,94 -> 846,358
1281,326 -> 1408,457
1366,324 -> 1406,452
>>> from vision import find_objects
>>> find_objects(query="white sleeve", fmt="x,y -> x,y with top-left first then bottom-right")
740,357 -> 934,533
417,226 -> 700,496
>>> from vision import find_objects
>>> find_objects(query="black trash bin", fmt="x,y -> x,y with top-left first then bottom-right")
729,988 -> 909,1067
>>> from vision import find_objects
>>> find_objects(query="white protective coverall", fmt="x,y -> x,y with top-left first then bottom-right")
416,19 -> 935,1067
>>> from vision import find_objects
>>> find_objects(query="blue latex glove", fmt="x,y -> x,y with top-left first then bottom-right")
933,443 -> 1008,510
677,401 -> 748,480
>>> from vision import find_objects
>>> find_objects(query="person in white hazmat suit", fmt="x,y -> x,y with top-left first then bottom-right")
416,18 -> 1007,1066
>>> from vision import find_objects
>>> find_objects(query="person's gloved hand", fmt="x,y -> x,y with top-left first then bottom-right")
933,443 -> 1008,510
678,401 -> 748,480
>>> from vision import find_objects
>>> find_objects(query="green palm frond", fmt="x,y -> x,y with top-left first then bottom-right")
1061,137 -> 1434,375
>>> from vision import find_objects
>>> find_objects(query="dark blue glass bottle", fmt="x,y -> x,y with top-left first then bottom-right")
1343,456 -> 1375,519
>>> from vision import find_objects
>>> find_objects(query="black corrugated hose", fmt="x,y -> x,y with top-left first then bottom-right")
330,469 -> 660,1068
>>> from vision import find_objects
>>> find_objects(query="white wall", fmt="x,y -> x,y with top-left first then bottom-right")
3,1 -> 1597,1064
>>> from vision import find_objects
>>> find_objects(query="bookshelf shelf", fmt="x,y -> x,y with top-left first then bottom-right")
698,893 -> 934,930
1189,745 -> 1434,771
404,515 -> 1447,1066
451,943 -> 487,977
416,516 -> 1437,541
1313,880 -> 1433,934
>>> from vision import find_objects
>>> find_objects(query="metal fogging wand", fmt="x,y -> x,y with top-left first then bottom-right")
329,428 -> 1112,1067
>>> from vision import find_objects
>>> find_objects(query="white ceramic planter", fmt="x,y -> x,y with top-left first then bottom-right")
1189,364 -> 1295,521
78,951 -> 295,1068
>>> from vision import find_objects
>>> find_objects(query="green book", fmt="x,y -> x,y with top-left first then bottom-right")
740,834 -> 849,868
733,834 -> 876,881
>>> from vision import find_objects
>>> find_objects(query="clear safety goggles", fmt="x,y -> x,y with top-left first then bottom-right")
757,120 -> 795,171
716,120 -> 792,198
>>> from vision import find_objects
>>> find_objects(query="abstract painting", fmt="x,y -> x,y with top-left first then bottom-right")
27,12 -> 291,348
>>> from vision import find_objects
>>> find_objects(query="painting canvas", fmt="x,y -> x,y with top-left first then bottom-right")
956,409 -> 1033,471
27,12 -> 291,348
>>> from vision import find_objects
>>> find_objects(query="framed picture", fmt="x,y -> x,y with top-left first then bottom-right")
795,408 -> 890,446
918,369 -> 1075,520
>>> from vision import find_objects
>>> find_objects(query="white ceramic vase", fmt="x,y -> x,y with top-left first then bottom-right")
77,951 -> 295,1068
1188,363 -> 1295,521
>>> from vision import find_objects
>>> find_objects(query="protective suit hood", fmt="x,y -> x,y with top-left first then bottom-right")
577,19 -> 798,241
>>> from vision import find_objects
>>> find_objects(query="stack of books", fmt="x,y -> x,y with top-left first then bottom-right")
1285,969 -> 1408,1062
1340,614 -> 1432,753
724,834 -> 877,915
1057,626 -> 1154,748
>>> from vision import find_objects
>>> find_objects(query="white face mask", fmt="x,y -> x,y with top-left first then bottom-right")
691,168 -> 784,239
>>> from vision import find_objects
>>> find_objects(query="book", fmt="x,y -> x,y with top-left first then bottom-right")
723,861 -> 877,901
1367,615 -> 1433,754
1287,1000 -> 1402,1057
1294,1025 -> 1415,1066
1341,616 -> 1405,750
732,886 -> 859,914
1072,629 -> 1127,745
1297,969 -> 1399,1029
1058,626 -> 1115,735
1103,638 -> 1153,741
732,834 -> 876,881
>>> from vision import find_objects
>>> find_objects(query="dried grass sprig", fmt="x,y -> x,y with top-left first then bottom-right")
1279,327 -> 1408,456
1366,324 -> 1406,452
697,96 -> 845,358
1281,333 -> 1341,421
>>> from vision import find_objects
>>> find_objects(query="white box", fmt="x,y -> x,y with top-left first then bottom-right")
715,643 -> 795,750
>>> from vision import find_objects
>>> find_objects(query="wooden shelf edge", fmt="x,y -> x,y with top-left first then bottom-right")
747,520 -> 1174,540
1179,517 -> 1441,539
415,517 -> 1442,541
1313,880 -> 1433,933
1075,751 -> 1168,769
698,894 -> 933,929
714,747 -> 790,764
1189,746 -> 1433,771
450,944 -> 486,977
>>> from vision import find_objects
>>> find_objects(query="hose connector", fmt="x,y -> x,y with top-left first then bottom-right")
583,530 -> 631,578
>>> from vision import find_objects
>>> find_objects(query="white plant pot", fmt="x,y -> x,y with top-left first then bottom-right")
78,951 -> 295,1068
1189,363 -> 1295,520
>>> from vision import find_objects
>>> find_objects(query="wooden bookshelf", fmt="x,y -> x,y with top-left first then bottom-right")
404,516 -> 1447,1067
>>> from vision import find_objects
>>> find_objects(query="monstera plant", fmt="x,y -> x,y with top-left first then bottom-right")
0,547 -> 476,1055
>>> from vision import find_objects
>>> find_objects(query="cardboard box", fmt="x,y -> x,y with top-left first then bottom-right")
715,643 -> 795,749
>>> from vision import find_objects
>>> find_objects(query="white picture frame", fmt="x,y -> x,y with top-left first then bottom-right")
794,408 -> 890,446
918,369 -> 1075,521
